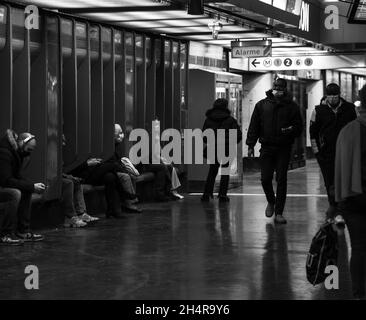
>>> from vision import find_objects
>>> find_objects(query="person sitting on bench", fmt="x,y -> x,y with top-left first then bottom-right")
105,124 -> 142,213
62,135 -> 99,227
0,130 -> 45,244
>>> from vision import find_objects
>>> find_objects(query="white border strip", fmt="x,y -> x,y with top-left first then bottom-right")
189,193 -> 328,198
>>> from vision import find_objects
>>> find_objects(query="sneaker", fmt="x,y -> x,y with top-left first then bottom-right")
274,215 -> 287,224
80,213 -> 100,223
171,190 -> 184,200
265,203 -> 275,218
218,195 -> 230,203
334,215 -> 346,227
64,216 -> 87,228
0,235 -> 24,246
16,232 -> 44,242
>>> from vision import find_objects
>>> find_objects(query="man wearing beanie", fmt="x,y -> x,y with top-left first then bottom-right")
310,83 -> 357,223
246,78 -> 303,224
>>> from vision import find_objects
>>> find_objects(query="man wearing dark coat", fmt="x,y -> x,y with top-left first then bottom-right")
246,78 -> 303,224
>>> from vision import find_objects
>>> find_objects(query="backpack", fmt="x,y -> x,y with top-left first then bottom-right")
306,222 -> 338,285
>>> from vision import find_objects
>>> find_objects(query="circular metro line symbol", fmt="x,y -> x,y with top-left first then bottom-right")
274,59 -> 282,67
284,58 -> 292,67
296,59 -> 302,66
305,58 -> 313,66
263,58 -> 272,67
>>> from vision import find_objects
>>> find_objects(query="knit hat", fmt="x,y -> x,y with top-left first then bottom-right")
273,78 -> 287,90
326,83 -> 340,96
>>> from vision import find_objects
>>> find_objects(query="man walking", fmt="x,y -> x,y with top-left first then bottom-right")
246,78 -> 303,224
310,83 -> 357,222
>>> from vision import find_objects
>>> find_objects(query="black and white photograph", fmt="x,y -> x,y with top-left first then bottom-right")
0,0 -> 366,306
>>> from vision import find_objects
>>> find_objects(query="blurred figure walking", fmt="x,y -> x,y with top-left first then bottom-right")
310,83 -> 357,222
335,84 -> 366,300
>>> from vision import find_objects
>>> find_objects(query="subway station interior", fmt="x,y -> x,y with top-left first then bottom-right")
0,0 -> 366,301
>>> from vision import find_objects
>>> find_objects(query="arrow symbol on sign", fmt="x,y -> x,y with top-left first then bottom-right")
252,59 -> 260,68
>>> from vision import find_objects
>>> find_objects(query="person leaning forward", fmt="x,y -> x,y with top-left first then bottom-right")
0,130 -> 45,245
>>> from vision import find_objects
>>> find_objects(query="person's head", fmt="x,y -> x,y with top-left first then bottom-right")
213,98 -> 228,110
17,133 -> 36,157
114,124 -> 124,143
272,78 -> 287,98
359,84 -> 366,111
325,83 -> 341,107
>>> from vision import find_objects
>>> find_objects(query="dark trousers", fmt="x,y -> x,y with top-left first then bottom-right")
317,156 -> 336,207
203,162 -> 230,197
142,164 -> 171,198
0,200 -> 12,237
86,164 -> 122,215
343,194 -> 366,298
0,188 -> 32,234
260,146 -> 292,216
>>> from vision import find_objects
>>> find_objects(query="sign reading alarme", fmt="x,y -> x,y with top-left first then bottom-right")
232,46 -> 272,58
231,40 -> 272,59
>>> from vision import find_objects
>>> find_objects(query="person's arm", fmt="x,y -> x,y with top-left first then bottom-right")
233,119 -> 243,144
290,104 -> 303,138
309,108 -> 320,155
0,151 -> 35,193
246,103 -> 261,149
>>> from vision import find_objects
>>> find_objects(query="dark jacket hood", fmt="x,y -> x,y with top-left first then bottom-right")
0,129 -> 19,152
266,89 -> 294,104
205,107 -> 231,122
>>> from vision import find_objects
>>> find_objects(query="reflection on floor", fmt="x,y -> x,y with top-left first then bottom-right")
0,161 -> 353,300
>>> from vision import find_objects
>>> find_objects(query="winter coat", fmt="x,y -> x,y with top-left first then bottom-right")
246,90 -> 303,148
335,112 -> 366,202
310,97 -> 357,160
0,129 -> 35,193
202,107 -> 243,146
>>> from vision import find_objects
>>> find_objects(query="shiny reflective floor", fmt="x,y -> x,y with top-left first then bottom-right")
0,161 -> 354,300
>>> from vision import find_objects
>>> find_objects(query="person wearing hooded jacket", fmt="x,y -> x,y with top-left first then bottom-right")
201,98 -> 242,202
0,130 -> 45,244
246,78 -> 303,224
310,83 -> 357,222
